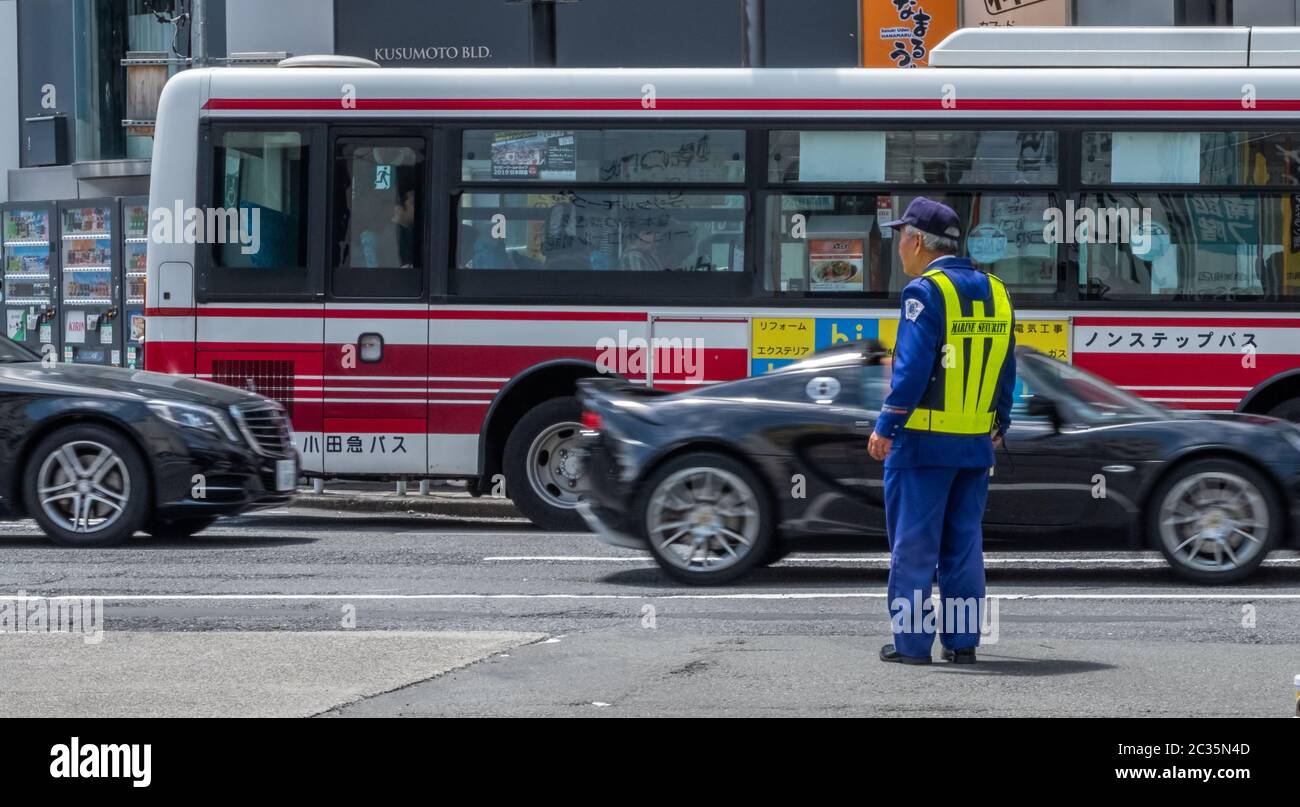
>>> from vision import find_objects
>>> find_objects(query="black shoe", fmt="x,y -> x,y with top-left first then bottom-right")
941,646 -> 977,664
879,644 -> 932,665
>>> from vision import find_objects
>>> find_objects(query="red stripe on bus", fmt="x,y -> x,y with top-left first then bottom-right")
202,97 -> 1300,113
153,307 -> 648,322
427,310 -> 647,321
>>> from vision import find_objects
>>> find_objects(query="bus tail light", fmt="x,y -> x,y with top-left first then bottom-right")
581,410 -> 602,431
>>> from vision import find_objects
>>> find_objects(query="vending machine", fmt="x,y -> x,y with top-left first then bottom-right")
58,199 -> 119,365
1,202 -> 59,359
121,196 -> 148,369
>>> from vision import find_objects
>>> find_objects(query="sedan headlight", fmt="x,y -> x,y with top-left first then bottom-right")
147,400 -> 241,442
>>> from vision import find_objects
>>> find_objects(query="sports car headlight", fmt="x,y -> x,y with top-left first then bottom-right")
1283,425 -> 1300,455
147,400 -> 241,442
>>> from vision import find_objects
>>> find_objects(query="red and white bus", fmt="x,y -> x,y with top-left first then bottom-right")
146,27 -> 1300,529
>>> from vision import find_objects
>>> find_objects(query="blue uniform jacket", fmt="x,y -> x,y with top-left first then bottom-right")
874,256 -> 1017,469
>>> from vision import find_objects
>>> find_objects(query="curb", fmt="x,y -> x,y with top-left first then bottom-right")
289,492 -> 523,519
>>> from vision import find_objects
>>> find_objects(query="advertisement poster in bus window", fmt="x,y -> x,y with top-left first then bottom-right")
809,239 -> 864,291
861,0 -> 957,68
491,131 -> 577,181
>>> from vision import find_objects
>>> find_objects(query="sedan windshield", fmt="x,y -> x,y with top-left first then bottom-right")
0,335 -> 39,363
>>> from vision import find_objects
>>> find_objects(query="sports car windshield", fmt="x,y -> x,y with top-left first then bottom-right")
860,353 -> 1167,426
1020,355 -> 1168,424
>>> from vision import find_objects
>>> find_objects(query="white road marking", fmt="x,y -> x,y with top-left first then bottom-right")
482,555 -> 1300,566
4,592 -> 1300,602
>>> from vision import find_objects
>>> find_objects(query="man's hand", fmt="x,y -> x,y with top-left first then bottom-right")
868,431 -> 892,462
992,434 -> 1004,450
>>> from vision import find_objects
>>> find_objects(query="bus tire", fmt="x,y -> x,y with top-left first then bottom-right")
503,396 -> 588,532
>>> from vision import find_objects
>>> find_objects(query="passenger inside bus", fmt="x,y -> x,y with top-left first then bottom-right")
542,201 -> 601,271
336,144 -> 424,270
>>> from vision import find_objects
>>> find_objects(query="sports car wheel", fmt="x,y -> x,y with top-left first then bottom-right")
1149,458 -> 1279,584
637,452 -> 773,585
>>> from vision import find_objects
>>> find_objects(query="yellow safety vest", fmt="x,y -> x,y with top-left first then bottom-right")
903,268 -> 1013,436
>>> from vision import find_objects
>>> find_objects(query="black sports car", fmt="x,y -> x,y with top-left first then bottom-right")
0,336 -> 297,546
576,343 -> 1300,585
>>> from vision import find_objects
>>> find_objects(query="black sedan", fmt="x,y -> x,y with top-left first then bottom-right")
0,336 -> 297,546
576,343 -> 1300,585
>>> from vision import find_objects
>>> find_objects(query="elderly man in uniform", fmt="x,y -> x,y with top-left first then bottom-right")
868,197 -> 1017,665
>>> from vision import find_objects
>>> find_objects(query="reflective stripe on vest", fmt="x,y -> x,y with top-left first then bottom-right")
904,268 -> 1012,436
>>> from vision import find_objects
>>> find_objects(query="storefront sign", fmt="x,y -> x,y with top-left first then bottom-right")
862,0 -> 959,68
962,0 -> 1071,27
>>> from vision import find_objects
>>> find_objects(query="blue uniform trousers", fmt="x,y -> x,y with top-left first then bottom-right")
883,464 -> 989,658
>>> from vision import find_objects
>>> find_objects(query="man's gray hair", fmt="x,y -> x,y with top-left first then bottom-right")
904,224 -> 958,256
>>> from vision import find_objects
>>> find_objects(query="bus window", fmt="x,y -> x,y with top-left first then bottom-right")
768,129 -> 1058,185
1078,192 -> 1297,301
330,137 -> 426,298
766,192 -> 1058,296
457,191 -> 745,273
1082,131 -> 1300,187
207,129 -> 312,297
461,129 -> 745,184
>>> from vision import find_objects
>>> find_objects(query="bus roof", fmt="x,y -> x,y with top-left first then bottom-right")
931,26 -> 1300,68
153,26 -> 1300,123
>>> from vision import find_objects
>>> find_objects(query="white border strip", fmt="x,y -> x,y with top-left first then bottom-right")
5,592 -> 1300,602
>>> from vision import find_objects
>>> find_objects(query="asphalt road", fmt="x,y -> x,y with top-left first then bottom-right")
0,508 -> 1297,717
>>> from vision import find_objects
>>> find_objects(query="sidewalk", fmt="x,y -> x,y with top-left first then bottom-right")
289,480 -> 523,519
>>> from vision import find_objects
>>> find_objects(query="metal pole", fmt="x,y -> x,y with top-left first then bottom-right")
530,0 -> 557,67
741,0 -> 765,68
191,0 -> 208,67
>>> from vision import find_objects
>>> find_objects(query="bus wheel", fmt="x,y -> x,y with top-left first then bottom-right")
503,397 -> 588,532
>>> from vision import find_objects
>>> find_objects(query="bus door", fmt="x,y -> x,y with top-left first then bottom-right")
322,130 -> 432,476
197,125 -> 326,474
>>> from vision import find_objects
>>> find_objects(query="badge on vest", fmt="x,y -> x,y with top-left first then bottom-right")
904,298 -> 925,322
